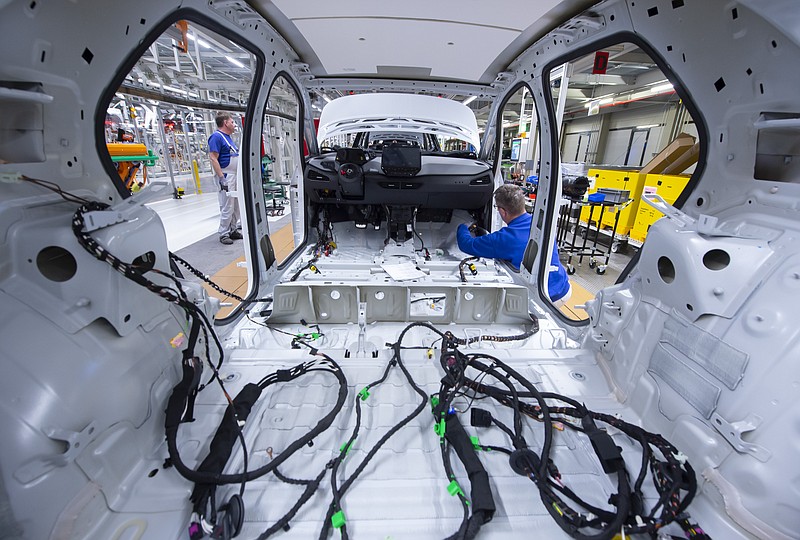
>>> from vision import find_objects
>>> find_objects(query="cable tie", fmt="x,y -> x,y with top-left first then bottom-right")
358,387 -> 370,401
470,436 -> 482,450
339,439 -> 355,456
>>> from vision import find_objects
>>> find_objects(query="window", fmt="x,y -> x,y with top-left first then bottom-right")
101,18 -> 257,319
546,42 -> 700,321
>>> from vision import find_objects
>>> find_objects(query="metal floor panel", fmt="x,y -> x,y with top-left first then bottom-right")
91,331 -> 706,540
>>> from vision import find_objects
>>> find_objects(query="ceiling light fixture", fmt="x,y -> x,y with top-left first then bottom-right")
650,82 -> 674,93
187,34 -> 211,49
462,96 -> 477,105
322,94 -> 332,103
226,55 -> 245,68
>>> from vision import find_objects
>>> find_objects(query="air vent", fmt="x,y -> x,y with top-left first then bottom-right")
469,175 -> 491,186
307,169 -> 329,181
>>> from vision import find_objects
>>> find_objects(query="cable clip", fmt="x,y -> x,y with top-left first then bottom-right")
331,510 -> 346,529
339,439 -> 355,456
434,419 -> 446,438
672,451 -> 688,465
358,387 -> 370,401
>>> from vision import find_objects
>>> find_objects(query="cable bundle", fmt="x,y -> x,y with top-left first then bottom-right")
434,337 -> 709,540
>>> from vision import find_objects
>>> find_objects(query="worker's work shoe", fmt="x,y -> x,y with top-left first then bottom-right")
219,235 -> 234,245
229,230 -> 243,240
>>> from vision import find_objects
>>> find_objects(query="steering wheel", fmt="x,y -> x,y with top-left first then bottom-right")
338,163 -> 365,199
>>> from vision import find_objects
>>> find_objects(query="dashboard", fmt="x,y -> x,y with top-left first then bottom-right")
304,149 -> 493,210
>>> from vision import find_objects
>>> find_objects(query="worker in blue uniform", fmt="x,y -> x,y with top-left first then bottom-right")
458,184 -> 571,306
208,113 -> 243,245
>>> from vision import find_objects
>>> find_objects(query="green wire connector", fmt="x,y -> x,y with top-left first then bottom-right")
310,332 -> 321,340
430,395 -> 440,412
470,436 -> 481,450
447,480 -> 465,497
339,439 -> 355,455
331,510 -> 346,529
358,387 -> 370,401
434,418 -> 446,438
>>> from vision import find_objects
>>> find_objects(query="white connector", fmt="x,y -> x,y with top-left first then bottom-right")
0,171 -> 23,183
82,210 -> 126,232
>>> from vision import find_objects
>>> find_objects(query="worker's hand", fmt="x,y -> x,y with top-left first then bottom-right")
217,175 -> 227,191
468,222 -> 478,233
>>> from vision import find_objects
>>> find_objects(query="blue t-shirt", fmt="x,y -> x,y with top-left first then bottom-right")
457,212 -> 570,302
208,130 -> 238,169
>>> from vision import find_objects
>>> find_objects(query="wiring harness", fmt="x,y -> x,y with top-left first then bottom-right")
432,334 -> 709,540
458,256 -> 479,282
68,193 -> 707,539
289,210 -> 336,282
71,201 -> 349,539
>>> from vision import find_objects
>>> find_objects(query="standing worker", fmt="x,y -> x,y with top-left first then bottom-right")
208,113 -> 243,244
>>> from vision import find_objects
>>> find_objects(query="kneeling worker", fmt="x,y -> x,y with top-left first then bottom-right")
457,184 -> 571,306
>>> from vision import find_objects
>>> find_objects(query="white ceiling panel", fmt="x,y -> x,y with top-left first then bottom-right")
270,0 -> 564,32
294,18 -> 519,80
266,0 -> 570,81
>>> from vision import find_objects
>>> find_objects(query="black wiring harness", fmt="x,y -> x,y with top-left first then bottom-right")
432,334 -> 709,540
318,322 -> 438,540
166,354 -> 349,539
68,193 -> 706,539
289,210 -> 336,282
71,201 -> 349,539
458,256 -> 479,282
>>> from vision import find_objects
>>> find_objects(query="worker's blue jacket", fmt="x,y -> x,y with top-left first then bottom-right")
457,212 -> 570,302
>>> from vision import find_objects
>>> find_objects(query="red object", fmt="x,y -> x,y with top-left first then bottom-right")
592,51 -> 609,74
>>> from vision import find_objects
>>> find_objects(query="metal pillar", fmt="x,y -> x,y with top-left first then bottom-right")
180,110 -> 194,175
156,106 -> 180,198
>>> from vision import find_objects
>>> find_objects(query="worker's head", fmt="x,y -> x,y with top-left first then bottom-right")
215,113 -> 235,133
494,184 -> 526,224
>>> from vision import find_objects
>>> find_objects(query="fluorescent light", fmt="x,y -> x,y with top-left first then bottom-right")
226,56 -> 245,68
462,96 -> 477,105
650,82 -> 674,93
636,124 -> 659,129
188,34 -> 211,49
312,104 -> 321,111
162,85 -> 188,96
584,96 -> 613,108
322,94 -> 332,103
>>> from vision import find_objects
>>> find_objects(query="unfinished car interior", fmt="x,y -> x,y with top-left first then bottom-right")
0,1 -> 798,539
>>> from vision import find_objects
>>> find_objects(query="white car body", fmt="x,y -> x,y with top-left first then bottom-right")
0,1 -> 798,539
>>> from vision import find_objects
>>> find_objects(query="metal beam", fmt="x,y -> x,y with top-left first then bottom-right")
118,84 -> 247,112
307,77 -> 498,98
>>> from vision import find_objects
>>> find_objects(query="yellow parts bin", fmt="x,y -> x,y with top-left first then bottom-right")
580,168 -> 645,236
630,174 -> 690,243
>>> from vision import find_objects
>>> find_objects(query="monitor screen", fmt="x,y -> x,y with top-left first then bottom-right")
510,139 -> 521,161
381,145 -> 422,176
